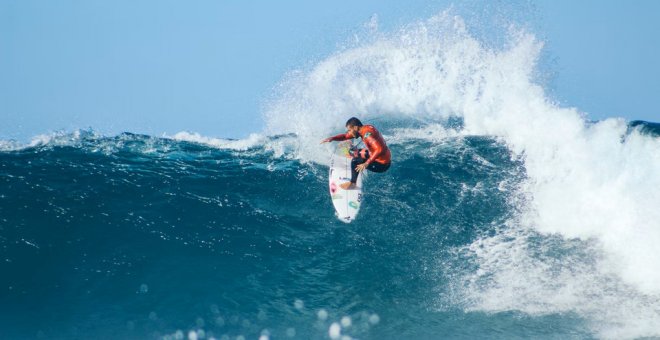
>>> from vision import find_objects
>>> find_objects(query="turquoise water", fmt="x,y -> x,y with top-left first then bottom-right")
1,123 -> 658,339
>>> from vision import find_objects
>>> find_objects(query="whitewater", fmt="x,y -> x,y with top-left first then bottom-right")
2,11 -> 660,340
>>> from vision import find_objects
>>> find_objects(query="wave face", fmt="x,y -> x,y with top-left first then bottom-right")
3,11 -> 660,340
0,132 -> 527,339
1,126 -> 659,339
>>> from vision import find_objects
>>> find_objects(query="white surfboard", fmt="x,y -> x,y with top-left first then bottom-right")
329,140 -> 364,223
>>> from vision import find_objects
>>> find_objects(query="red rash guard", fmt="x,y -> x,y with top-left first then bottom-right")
329,125 -> 391,165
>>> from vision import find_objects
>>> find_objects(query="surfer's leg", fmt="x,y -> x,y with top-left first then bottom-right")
366,161 -> 391,173
350,156 -> 369,182
341,156 -> 367,190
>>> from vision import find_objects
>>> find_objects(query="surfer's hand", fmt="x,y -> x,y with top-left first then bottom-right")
356,163 -> 368,172
320,138 -> 331,144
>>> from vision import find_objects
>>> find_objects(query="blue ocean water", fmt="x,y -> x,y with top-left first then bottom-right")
4,11 -> 660,340
1,121 -> 659,339
0,131 -> 566,339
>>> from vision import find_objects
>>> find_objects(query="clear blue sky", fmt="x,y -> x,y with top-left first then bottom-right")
1,0 -> 659,141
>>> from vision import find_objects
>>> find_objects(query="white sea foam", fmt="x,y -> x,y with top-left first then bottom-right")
169,131 -> 302,160
170,131 -> 266,151
387,123 -> 461,144
263,11 -> 660,338
0,139 -> 22,151
0,130 -> 93,151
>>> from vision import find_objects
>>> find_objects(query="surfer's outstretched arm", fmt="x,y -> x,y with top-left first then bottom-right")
320,133 -> 353,144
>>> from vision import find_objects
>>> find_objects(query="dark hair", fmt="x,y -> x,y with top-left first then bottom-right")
345,117 -> 363,127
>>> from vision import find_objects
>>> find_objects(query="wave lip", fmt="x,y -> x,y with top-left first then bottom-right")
0,129 -> 98,152
170,131 -> 267,151
628,120 -> 660,137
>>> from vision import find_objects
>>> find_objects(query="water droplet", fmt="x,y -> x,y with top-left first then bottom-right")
285,328 -> 296,337
340,316 -> 351,327
328,322 -> 341,339
294,299 -> 304,310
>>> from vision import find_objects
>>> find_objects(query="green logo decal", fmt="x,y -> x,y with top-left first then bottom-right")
349,201 -> 358,209
331,194 -> 343,200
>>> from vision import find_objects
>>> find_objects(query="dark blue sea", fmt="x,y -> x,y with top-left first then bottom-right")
2,120 -> 659,339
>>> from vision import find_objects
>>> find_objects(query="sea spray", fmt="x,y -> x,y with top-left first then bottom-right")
264,11 -> 660,338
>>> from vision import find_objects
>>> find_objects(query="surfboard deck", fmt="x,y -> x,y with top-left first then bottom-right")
329,140 -> 364,223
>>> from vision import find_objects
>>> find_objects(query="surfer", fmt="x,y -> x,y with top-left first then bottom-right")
321,117 -> 391,190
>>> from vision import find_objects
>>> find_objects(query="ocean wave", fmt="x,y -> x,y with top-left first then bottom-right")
261,10 -> 660,339
3,8 -> 660,339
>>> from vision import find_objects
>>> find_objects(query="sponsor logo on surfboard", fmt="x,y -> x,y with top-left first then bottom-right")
349,201 -> 358,209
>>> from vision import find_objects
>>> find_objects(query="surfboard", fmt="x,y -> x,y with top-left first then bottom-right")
329,140 -> 364,223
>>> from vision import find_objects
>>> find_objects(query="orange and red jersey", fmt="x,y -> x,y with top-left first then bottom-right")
329,125 -> 391,165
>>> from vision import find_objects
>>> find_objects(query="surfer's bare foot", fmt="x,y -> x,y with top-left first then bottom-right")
340,182 -> 356,190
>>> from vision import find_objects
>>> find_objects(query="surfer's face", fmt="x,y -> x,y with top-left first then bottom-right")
346,125 -> 360,138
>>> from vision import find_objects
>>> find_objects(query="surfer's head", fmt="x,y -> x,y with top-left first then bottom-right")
345,117 -> 363,128
345,117 -> 363,137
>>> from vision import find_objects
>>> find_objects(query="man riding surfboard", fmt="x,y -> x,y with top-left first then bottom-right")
321,117 -> 392,190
